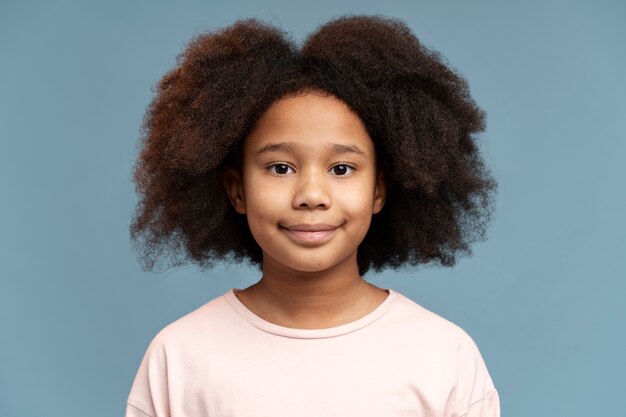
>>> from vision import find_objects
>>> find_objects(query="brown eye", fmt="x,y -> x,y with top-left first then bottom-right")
270,163 -> 293,175
330,164 -> 353,176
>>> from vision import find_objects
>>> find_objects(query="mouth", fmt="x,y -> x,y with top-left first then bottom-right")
279,223 -> 340,245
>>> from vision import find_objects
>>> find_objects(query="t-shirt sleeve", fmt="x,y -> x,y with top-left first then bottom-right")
125,332 -> 170,417
451,331 -> 500,417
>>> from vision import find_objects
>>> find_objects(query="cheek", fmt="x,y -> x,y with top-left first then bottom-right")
243,172 -> 282,207
336,197 -> 374,239
242,180 -> 286,234
337,185 -> 375,213
246,185 -> 287,216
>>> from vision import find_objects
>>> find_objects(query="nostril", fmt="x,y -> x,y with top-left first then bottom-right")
298,201 -> 328,209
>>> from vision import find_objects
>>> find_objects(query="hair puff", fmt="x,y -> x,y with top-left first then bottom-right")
130,14 -> 497,275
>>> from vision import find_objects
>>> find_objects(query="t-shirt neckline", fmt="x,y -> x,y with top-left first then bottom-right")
223,287 -> 399,339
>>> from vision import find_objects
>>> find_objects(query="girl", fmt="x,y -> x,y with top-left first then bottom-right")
126,14 -> 499,417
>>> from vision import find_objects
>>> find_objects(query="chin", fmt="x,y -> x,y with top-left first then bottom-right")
284,261 -> 333,273
281,254 -> 355,275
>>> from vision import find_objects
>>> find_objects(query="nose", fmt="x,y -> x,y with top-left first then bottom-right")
292,169 -> 331,209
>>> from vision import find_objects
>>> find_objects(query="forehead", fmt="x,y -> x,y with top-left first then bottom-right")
243,92 -> 374,155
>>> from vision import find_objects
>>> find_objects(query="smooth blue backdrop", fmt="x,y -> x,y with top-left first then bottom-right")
1,1 -> 624,416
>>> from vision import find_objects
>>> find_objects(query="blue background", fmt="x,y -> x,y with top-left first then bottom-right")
1,1 -> 624,416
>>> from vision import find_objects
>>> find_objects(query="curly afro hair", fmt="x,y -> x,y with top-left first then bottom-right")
130,14 -> 497,276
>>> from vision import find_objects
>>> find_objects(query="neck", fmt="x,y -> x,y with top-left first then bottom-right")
237,252 -> 387,329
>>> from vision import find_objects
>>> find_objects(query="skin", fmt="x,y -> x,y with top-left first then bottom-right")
223,90 -> 388,329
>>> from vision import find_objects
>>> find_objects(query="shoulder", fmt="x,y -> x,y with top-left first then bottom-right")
386,290 -> 496,384
126,293 -> 235,417
387,289 -> 477,346
144,291 -> 234,353
389,290 -> 499,414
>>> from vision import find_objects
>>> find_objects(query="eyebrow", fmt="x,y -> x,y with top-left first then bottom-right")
256,142 -> 366,156
256,142 -> 294,154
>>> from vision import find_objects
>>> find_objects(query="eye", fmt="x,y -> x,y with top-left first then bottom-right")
330,164 -> 355,176
268,163 -> 294,175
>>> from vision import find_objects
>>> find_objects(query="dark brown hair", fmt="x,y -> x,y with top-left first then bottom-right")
130,14 -> 497,275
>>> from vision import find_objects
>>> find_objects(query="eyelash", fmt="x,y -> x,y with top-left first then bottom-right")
266,162 -> 356,176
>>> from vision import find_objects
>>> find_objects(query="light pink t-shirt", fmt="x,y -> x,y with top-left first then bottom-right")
125,288 -> 499,417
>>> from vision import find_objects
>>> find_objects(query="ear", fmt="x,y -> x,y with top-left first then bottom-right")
372,170 -> 386,214
222,167 -> 247,214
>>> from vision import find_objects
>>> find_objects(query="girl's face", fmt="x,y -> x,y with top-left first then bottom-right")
224,91 -> 385,276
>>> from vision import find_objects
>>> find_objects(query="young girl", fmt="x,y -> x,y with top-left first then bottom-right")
126,15 -> 499,417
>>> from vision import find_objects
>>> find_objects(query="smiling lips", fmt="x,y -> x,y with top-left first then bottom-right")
280,223 -> 339,244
